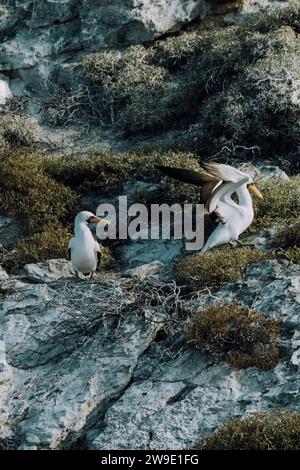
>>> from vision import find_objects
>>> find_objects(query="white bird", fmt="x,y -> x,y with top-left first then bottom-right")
68,211 -> 105,279
156,161 -> 263,252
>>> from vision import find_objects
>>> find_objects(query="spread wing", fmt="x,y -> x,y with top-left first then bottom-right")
155,162 -> 248,204
155,163 -> 222,203
155,164 -> 219,184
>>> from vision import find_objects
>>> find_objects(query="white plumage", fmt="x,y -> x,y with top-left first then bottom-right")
68,211 -> 102,279
156,161 -> 263,252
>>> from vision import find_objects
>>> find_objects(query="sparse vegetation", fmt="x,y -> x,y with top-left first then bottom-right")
0,114 -> 40,148
250,176 -> 300,232
81,3 -> 300,169
186,302 -> 281,370
197,410 -> 300,450
176,247 -> 265,289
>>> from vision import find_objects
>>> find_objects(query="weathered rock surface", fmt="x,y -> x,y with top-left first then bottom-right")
88,260 -> 300,450
0,266 -> 163,449
0,255 -> 299,449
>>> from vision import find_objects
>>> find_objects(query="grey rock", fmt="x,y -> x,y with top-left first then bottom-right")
257,165 -> 290,181
0,254 -> 299,449
124,260 -> 165,280
239,163 -> 289,181
116,237 -> 183,267
0,267 -> 9,281
22,259 -> 74,283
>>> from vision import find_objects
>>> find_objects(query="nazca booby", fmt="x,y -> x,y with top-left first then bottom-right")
68,211 -> 106,279
156,161 -> 263,252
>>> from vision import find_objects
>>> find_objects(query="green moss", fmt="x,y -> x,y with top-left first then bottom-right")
176,247 -> 265,288
197,410 -> 300,450
186,302 -> 281,370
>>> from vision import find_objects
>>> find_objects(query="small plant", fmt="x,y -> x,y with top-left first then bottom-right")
272,222 -> 300,249
282,247 -> 300,264
196,410 -> 300,450
175,247 -> 265,288
271,221 -> 300,264
185,302 -> 281,370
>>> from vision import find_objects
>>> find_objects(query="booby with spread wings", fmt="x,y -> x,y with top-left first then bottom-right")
156,161 -> 263,252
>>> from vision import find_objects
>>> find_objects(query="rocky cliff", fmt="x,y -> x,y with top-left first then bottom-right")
0,251 -> 299,449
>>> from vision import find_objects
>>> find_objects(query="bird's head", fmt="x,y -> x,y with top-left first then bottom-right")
75,211 -> 106,226
246,179 -> 263,199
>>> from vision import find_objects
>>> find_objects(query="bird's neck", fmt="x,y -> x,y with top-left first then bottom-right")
236,183 -> 253,209
75,222 -> 93,239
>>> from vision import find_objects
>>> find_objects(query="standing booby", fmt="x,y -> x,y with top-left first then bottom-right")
68,211 -> 105,279
156,161 -> 263,252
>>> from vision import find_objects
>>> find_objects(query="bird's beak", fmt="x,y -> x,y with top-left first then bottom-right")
90,216 -> 111,225
248,184 -> 263,199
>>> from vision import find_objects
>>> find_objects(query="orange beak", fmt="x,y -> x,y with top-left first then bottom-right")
90,216 -> 111,225
248,184 -> 263,199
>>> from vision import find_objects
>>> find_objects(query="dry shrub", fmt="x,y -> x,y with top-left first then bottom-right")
272,222 -> 300,249
176,247 -> 265,288
0,114 -> 39,148
250,175 -> 300,232
186,302 -> 281,370
197,410 -> 300,450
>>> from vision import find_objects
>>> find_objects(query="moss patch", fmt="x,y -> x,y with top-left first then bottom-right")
175,247 -> 265,289
197,410 -> 300,450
